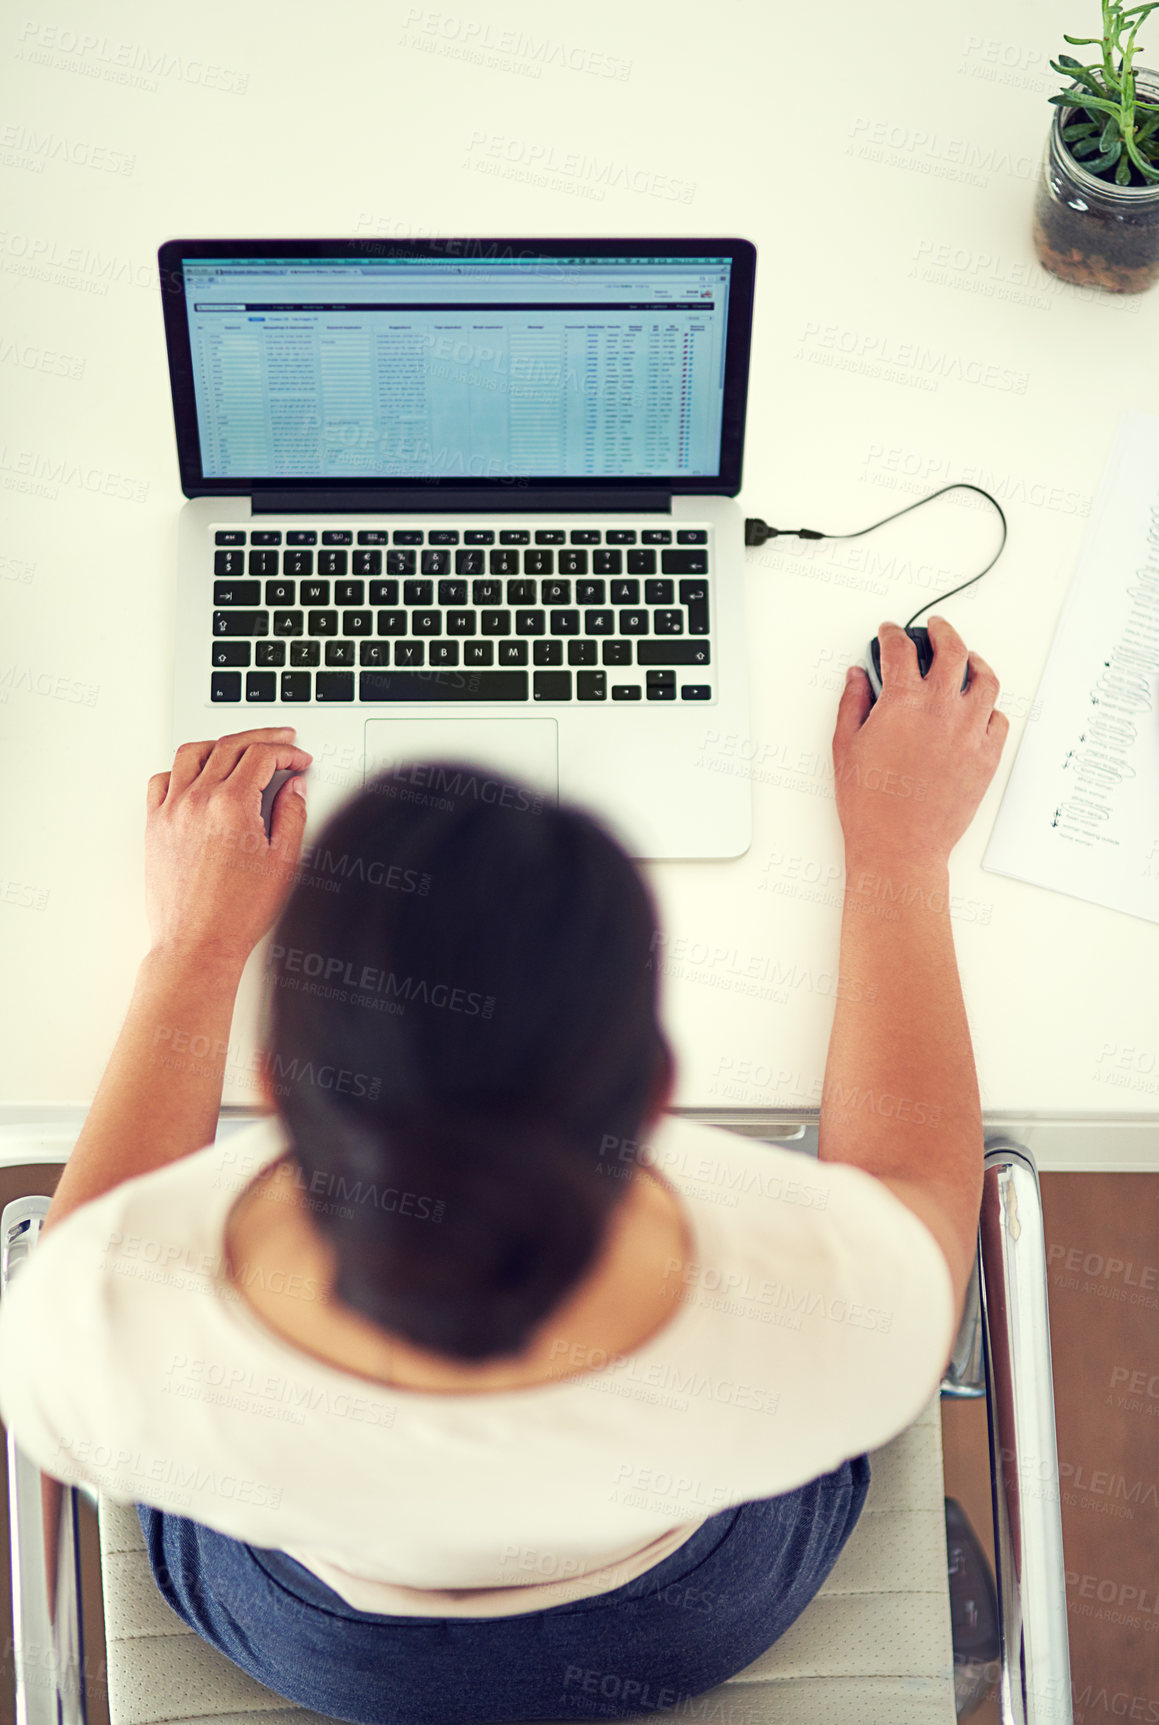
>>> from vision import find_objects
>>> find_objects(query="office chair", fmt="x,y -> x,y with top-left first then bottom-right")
2,1128 -> 1073,1725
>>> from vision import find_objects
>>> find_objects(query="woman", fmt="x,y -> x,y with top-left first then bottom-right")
0,617 -> 1007,1725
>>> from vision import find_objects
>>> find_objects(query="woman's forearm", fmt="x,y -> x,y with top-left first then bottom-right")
817,843 -> 983,1298
42,944 -> 245,1237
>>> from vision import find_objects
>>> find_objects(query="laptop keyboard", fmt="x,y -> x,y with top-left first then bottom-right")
209,525 -> 713,706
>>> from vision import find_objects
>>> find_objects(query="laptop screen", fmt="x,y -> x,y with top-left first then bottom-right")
158,239 -> 755,497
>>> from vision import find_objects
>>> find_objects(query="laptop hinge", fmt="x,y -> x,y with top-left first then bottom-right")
250,488 -> 674,515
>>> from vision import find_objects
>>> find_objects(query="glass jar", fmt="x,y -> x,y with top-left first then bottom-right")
1033,68 -> 1159,293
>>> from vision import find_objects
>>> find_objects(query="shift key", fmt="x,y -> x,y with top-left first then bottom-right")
213,609 -> 269,636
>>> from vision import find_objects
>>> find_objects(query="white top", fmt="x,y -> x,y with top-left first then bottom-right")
0,1113 -> 956,1618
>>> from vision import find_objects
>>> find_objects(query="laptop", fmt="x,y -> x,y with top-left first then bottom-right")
158,237 -> 757,858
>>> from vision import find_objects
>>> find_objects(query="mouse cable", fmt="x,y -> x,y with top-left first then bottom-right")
743,482 -> 1008,632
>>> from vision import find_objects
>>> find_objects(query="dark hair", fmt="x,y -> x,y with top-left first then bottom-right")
259,763 -> 672,1363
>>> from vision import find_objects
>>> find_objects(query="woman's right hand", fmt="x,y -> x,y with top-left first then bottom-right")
832,616 -> 1010,868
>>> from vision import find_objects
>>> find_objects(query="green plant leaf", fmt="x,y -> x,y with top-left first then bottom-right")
1062,33 -> 1107,43
1086,143 -> 1124,169
1116,153 -> 1133,181
1049,89 -> 1120,114
1123,129 -> 1159,177
1050,60 -> 1110,92
1071,137 -> 1102,155
1062,120 -> 1101,137
1101,115 -> 1122,145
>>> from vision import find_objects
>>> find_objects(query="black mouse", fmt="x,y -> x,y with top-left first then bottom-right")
864,626 -> 968,704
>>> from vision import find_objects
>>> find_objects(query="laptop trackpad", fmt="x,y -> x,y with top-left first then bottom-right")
363,718 -> 559,803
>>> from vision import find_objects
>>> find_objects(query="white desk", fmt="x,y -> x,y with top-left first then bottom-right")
3,0 -> 1158,1164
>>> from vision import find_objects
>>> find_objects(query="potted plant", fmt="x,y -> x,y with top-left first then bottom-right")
1033,0 -> 1159,292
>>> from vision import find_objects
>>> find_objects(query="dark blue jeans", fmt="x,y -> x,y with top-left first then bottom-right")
135,1453 -> 869,1725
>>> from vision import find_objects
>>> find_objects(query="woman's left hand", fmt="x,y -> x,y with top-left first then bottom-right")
145,727 -> 313,969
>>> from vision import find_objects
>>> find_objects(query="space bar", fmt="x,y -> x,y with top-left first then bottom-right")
360,670 -> 528,702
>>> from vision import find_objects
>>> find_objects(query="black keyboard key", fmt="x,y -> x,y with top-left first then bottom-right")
287,530 -> 317,545
428,529 -> 459,545
627,549 -> 656,575
265,579 -> 295,606
361,640 -> 391,666
515,610 -> 544,635
584,610 -> 614,635
637,641 -> 710,666
541,579 -> 571,605
570,529 -> 601,544
335,580 -> 365,606
214,550 -> 245,576
610,580 -> 639,604
214,609 -> 268,637
602,640 -> 632,666
472,579 -> 503,605
646,669 -> 677,700
211,641 -> 250,667
273,610 -> 304,637
388,549 -> 417,576
456,548 -> 485,575
679,579 -> 710,634
568,640 -> 597,666
322,530 -> 353,546
395,641 -> 425,667
654,609 -> 684,635
343,610 -> 374,637
480,609 -> 511,636
576,580 -> 605,604
280,672 -> 312,700
404,579 -> 433,606
393,529 -> 423,544
215,530 -> 245,546
611,684 -> 641,700
249,550 -> 279,575
316,672 -> 355,702
661,549 -> 708,574
370,580 -> 400,606
559,549 -> 588,575
377,610 -> 408,636
326,640 -> 356,666
290,640 -> 320,667
464,641 -> 494,666
619,610 -> 648,635
533,640 -> 563,666
677,530 -> 708,544
353,550 -> 382,575
535,529 -> 565,545
438,580 -> 468,605
411,610 -> 442,636
605,530 -> 636,544
447,610 -> 477,636
464,529 -> 494,544
211,671 -> 242,701
642,529 -> 672,544
534,669 -> 571,699
246,671 -> 277,702
499,529 -> 530,544
308,610 -> 338,637
577,670 -> 606,700
682,684 -> 712,699
525,549 -> 553,575
499,640 -> 528,665
214,579 -> 261,606
357,530 -> 389,545
255,640 -> 285,666
301,579 -> 330,605
251,530 -> 281,546
507,579 -> 536,604
593,549 -> 621,576
490,548 -> 519,575
284,549 -> 314,576
429,641 -> 460,666
422,549 -> 450,576
319,550 -> 348,576
645,579 -> 674,605
360,670 -> 528,701
550,609 -> 579,635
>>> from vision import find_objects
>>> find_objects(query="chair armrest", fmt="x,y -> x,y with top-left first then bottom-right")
1,1194 -> 87,1725
978,1137 -> 1073,1725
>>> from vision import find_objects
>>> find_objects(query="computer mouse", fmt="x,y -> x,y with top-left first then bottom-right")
863,626 -> 969,704
260,767 -> 302,839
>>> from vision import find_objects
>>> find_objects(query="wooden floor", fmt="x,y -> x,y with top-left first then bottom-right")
0,1163 -> 1156,1725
